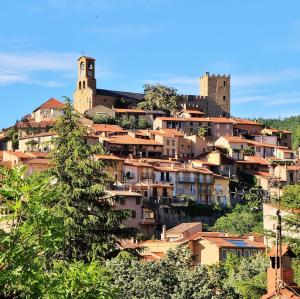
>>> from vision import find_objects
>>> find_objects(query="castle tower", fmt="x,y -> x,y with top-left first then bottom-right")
199,72 -> 230,117
73,56 -> 97,114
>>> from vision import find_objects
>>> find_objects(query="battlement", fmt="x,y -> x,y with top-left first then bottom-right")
200,72 -> 230,79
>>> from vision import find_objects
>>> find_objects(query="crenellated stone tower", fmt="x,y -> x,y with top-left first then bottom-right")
199,72 -> 230,117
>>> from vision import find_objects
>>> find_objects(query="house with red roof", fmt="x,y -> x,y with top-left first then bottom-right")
32,98 -> 65,123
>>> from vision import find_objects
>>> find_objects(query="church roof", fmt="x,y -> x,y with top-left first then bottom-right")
96,89 -> 144,101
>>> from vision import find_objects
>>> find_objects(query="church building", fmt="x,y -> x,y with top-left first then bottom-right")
73,56 -> 231,118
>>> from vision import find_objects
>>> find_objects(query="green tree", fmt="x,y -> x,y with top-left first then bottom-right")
138,84 -> 179,114
224,253 -> 268,299
50,98 -> 137,261
0,166 -> 64,297
5,126 -> 19,150
108,246 -> 238,299
25,139 -> 39,151
198,126 -> 208,139
211,203 -> 263,235
117,115 -> 137,130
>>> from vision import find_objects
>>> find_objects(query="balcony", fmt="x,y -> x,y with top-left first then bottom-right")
178,177 -> 197,183
140,218 -> 156,225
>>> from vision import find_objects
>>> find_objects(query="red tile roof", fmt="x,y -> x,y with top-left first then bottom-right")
33,98 -> 65,112
157,117 -> 234,124
102,135 -> 163,146
92,124 -> 124,133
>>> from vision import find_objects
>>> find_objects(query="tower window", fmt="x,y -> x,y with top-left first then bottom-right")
83,81 -> 86,89
79,81 -> 81,90
223,95 -> 226,101
223,81 -> 226,87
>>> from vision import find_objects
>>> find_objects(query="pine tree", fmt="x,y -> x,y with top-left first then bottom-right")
50,98 -> 137,262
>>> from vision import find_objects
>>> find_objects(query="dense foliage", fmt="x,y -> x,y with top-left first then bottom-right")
90,114 -> 152,130
137,83 -> 179,114
107,246 -> 267,299
50,98 -> 138,261
211,202 -> 263,235
256,115 -> 300,149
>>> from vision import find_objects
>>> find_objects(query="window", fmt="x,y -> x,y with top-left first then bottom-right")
237,249 -> 242,258
222,249 -> 227,261
244,249 -> 250,258
143,191 -> 148,198
166,149 -> 170,156
136,197 -> 141,205
223,81 -> 226,87
79,81 -> 81,89
172,149 -> 175,156
251,250 -> 257,256
289,172 -> 294,182
166,139 -> 170,146
223,95 -> 226,101
119,197 -> 125,205
172,140 -> 175,146
131,210 -> 136,218
190,122 -> 193,126
83,81 -> 86,89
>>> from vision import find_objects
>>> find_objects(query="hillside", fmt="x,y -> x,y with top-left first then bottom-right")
255,115 -> 300,150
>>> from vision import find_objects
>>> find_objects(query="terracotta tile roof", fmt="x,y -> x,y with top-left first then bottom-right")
150,128 -> 184,137
92,124 -> 124,133
114,108 -> 145,113
94,154 -> 124,161
0,161 -> 12,169
263,127 -> 292,134
107,190 -> 142,197
19,131 -> 57,140
22,158 -> 52,165
154,165 -> 213,174
27,152 -> 49,158
16,120 -> 56,129
231,118 -> 263,126
236,156 -> 270,165
222,136 -> 289,149
221,136 -> 251,143
189,233 -> 265,249
268,245 -> 291,257
4,151 -> 34,158
181,109 -> 205,114
252,171 -> 274,178
157,116 -> 234,124
102,135 -> 163,146
287,166 -> 300,171
166,222 -> 202,234
33,98 -> 65,112
124,160 -> 154,167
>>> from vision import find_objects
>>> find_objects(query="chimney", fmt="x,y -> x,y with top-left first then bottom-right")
161,225 -> 167,241
267,246 -> 295,294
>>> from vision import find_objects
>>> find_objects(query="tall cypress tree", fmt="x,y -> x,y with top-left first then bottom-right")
51,98 -> 137,261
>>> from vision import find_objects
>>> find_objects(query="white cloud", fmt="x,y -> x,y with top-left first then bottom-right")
0,51 -> 111,87
0,52 -> 77,72
232,69 -> 300,87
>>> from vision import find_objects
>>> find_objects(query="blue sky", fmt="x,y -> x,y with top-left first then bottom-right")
1,0 -> 300,128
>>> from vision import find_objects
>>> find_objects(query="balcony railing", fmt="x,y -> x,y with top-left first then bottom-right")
140,218 -> 156,225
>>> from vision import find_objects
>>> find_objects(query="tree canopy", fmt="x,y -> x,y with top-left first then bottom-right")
137,83 -> 180,114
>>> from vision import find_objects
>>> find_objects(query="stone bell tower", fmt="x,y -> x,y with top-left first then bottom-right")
73,56 -> 97,114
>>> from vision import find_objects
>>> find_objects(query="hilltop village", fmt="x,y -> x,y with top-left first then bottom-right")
1,56 -> 300,297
